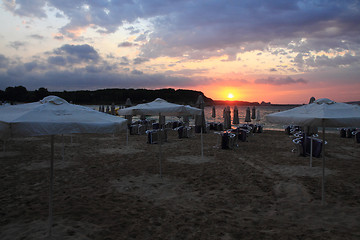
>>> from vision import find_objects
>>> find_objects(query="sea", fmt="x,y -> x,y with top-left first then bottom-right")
85,104 -> 297,131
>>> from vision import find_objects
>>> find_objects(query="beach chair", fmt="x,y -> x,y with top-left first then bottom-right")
221,131 -> 237,149
354,131 -> 360,143
130,124 -> 139,135
176,126 -> 194,138
340,128 -> 347,138
292,134 -> 325,158
146,129 -> 167,144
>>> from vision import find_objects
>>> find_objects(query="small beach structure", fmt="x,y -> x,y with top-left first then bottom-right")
266,98 -> 360,204
0,96 -> 128,237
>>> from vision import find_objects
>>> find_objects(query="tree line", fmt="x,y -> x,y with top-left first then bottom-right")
0,86 -> 214,106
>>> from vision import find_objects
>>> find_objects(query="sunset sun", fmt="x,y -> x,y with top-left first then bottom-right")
227,93 -> 234,99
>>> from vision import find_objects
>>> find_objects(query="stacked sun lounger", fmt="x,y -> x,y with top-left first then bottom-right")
175,126 -> 194,139
209,122 -> 224,131
292,133 -> 325,158
221,131 -> 237,149
146,129 -> 167,144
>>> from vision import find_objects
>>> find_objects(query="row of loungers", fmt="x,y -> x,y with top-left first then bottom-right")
340,128 -> 360,143
218,124 -> 264,149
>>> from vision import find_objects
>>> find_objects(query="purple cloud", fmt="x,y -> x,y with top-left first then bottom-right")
255,76 -> 308,85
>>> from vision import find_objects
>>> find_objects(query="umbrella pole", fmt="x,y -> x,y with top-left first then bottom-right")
321,120 -> 325,205
126,128 -> 129,146
310,137 -> 313,167
48,135 -> 55,237
61,134 -> 65,161
159,113 -> 162,178
201,127 -> 204,159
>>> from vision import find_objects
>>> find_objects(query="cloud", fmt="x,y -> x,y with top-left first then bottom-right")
0,66 -> 208,91
52,44 -> 100,64
48,56 -> 66,66
306,53 -> 360,68
29,34 -> 44,40
3,0 -> 47,18
119,56 -> 130,66
3,1 -> 360,60
8,41 -> 26,50
118,41 -> 134,47
24,61 -> 38,72
0,54 -> 10,68
255,76 -> 308,85
133,57 -> 149,65
131,69 -> 143,75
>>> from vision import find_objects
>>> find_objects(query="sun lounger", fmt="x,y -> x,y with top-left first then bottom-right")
146,129 -> 167,144
292,134 -> 325,158
221,131 -> 237,149
176,126 -> 194,138
355,131 -> 360,143
340,128 -> 347,138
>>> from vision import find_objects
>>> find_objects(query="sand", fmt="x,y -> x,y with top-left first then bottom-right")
0,129 -> 360,239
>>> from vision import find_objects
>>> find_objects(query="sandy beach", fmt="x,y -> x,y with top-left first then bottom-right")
1,129 -> 359,239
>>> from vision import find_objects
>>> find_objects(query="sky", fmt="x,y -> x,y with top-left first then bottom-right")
0,0 -> 359,104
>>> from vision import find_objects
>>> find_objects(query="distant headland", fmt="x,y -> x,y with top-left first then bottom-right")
0,86 -> 292,107
2,86 -> 357,106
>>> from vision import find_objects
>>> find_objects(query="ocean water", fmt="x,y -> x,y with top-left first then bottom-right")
86,104 -> 296,131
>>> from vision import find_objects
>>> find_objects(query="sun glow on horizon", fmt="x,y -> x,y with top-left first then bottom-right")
227,93 -> 234,99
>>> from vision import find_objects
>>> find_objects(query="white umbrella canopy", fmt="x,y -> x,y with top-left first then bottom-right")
0,95 -> 127,139
117,98 -> 202,116
266,98 -> 360,204
266,98 -> 360,127
0,96 -> 127,237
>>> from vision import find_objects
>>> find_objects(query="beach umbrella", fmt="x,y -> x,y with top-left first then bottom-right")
0,96 -> 127,237
233,106 -> 239,124
195,95 -> 206,134
118,98 -> 201,116
256,109 -> 261,122
111,102 -> 115,115
117,98 -> 202,175
212,106 -> 216,119
309,96 -> 316,104
266,98 -> 360,204
245,107 -> 251,123
223,106 -> 231,129
251,106 -> 256,120
125,98 -> 132,107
